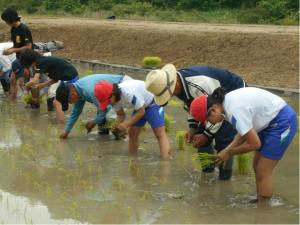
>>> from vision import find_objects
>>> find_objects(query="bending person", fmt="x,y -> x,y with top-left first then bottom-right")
190,87 -> 297,202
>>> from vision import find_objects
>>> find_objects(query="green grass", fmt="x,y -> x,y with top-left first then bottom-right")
18,8 -> 294,25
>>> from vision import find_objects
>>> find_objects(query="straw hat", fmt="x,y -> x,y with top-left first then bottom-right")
145,64 -> 177,106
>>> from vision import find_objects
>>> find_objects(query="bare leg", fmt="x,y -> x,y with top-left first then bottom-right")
9,72 -> 17,100
252,151 -> 260,202
152,126 -> 171,160
53,98 -> 65,124
128,126 -> 142,154
255,153 -> 279,202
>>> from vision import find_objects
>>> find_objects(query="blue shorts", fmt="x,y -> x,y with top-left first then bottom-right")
0,70 -> 11,83
133,103 -> 165,129
258,105 -> 298,160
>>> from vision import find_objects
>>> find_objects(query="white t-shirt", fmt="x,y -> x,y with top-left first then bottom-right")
0,42 -> 16,63
0,55 -> 12,73
113,80 -> 154,111
224,87 -> 286,136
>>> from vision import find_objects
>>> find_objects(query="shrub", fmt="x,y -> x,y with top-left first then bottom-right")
112,4 -> 135,16
131,2 -> 153,16
142,56 -> 162,68
237,8 -> 263,24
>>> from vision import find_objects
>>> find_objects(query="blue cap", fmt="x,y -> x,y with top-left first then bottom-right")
12,60 -> 24,77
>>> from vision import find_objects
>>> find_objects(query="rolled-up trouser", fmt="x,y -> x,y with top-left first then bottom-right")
196,120 -> 236,180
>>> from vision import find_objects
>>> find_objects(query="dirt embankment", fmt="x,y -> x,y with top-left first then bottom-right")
0,17 -> 298,88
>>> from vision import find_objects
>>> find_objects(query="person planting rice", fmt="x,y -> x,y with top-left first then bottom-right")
19,49 -> 79,89
145,64 -> 246,180
94,79 -> 171,160
19,49 -> 79,121
190,87 -> 298,203
23,71 -> 60,111
57,74 -> 132,139
1,8 -> 33,99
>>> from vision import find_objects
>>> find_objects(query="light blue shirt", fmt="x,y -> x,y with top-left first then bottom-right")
64,74 -> 123,132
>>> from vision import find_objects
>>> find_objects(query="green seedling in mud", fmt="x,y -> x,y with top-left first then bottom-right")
176,131 -> 185,150
76,121 -> 86,132
75,151 -> 83,166
143,56 -> 161,68
71,201 -> 80,219
176,131 -> 193,151
164,113 -> 173,133
192,152 -> 216,169
236,153 -> 251,175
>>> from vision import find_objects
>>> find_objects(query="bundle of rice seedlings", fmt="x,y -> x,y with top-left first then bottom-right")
192,152 -> 215,169
142,57 -> 161,68
164,113 -> 173,133
176,131 -> 186,151
168,99 -> 182,107
98,119 -> 118,130
22,93 -> 45,104
236,153 -> 251,175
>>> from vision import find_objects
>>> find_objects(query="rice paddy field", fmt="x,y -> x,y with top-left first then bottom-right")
0,65 -> 298,224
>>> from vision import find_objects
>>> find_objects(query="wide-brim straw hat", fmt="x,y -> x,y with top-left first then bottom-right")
145,64 -> 177,106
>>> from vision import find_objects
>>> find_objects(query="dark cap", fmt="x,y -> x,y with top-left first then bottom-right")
55,84 -> 70,111
12,60 -> 24,77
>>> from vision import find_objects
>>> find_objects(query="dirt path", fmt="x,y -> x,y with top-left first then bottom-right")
0,17 -> 298,88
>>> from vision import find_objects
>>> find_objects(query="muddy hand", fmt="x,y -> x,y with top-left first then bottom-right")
60,131 -> 69,139
117,122 -> 127,133
192,134 -> 209,148
85,121 -> 95,133
215,149 -> 231,166
185,130 -> 194,143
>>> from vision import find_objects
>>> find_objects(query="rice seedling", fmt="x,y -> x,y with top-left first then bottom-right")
236,153 -> 251,175
191,152 -> 216,169
168,99 -> 182,107
76,121 -> 86,132
22,93 -> 45,104
164,113 -> 173,133
98,119 -> 118,130
176,131 -> 186,150
142,56 -> 162,68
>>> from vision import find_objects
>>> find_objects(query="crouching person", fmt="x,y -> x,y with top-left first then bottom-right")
94,80 -> 171,160
57,74 -> 132,139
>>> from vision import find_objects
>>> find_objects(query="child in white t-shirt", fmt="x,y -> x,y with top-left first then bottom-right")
94,79 -> 171,160
190,87 -> 298,203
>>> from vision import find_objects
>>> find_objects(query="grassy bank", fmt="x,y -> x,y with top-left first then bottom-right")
20,7 -> 298,25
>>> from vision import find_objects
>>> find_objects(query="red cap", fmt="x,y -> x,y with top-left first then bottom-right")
190,96 -> 208,124
94,81 -> 113,110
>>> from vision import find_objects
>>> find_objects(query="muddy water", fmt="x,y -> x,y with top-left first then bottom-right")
0,66 -> 298,224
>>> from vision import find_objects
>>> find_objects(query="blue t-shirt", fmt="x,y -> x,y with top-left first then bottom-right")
64,74 -> 123,132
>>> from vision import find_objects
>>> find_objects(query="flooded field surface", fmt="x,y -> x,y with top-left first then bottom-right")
0,65 -> 298,224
